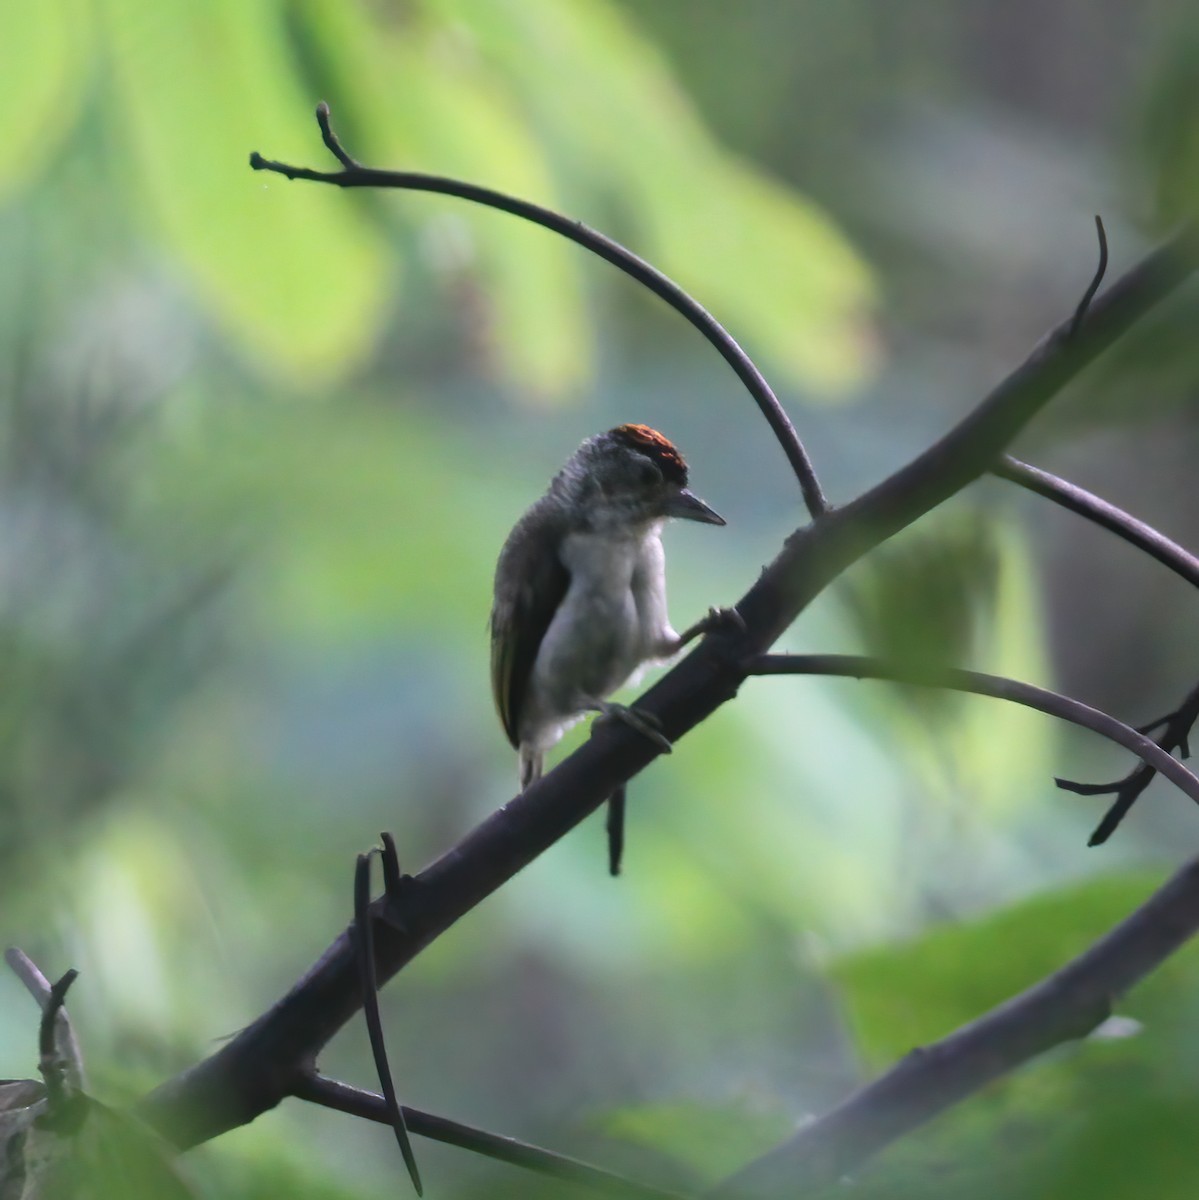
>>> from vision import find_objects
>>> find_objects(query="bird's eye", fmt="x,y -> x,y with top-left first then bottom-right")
637,461 -> 662,486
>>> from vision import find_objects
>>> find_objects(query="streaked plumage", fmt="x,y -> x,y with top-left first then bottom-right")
490,424 -> 725,798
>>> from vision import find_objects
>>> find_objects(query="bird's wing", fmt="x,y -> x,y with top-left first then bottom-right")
490,506 -> 571,749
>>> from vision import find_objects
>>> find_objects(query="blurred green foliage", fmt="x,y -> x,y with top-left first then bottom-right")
1,1 -> 1198,1197
835,872 -> 1163,1067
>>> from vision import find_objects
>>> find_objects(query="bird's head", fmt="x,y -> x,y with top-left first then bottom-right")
555,423 -> 725,533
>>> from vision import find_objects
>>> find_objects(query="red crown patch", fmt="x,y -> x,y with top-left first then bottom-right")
610,424 -> 688,485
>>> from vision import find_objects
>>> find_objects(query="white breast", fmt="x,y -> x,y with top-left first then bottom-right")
518,523 -> 678,749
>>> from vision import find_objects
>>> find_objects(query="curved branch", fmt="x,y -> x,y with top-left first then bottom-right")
1069,214 -> 1109,335
250,103 -> 828,518
993,456 -> 1199,590
746,654 -> 1199,810
711,853 -> 1199,1198
295,1075 -> 688,1200
987,457 -> 1199,842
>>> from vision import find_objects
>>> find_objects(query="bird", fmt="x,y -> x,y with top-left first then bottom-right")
490,423 -> 729,874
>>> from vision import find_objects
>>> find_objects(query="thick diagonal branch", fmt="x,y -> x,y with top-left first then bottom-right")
711,854 -> 1199,1198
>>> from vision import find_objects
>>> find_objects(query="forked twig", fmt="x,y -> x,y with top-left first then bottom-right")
39,969 -> 79,1113
7,948 -> 86,1093
1058,682 -> 1199,845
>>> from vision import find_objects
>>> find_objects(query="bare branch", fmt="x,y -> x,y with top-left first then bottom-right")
315,100 -> 357,170
1069,215 -> 1109,335
38,970 -> 79,1114
137,129 -> 1196,1152
988,456 -> 1199,842
6,949 -> 86,1093
1059,681 -> 1199,845
993,456 -> 1199,589
250,104 -> 829,518
746,653 -> 1199,813
710,854 -> 1199,1198
295,1074 -> 688,1200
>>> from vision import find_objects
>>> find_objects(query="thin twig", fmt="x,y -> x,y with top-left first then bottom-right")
316,101 -> 357,169
1069,215 -> 1109,336
993,457 -> 1199,590
989,455 -> 1199,842
295,1074 -> 689,1200
710,853 -> 1199,1199
7,949 -> 86,1092
746,654 -> 1199,815
251,103 -> 829,519
1059,681 -> 1199,845
354,852 -> 422,1194
38,970 -> 79,1112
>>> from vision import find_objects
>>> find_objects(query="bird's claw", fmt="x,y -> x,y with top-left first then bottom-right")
592,702 -> 673,754
703,605 -> 746,636
677,604 -> 746,649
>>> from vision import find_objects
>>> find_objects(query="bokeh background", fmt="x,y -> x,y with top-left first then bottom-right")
3,1 -> 1199,1196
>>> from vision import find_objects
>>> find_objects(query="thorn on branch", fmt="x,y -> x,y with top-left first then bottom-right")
380,831 -> 403,897
354,850 -> 423,1194
1069,215 -> 1109,337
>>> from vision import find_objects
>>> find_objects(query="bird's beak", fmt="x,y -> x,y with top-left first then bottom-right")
665,488 -> 726,526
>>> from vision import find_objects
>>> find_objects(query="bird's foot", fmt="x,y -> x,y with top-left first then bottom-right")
678,605 -> 746,647
590,701 -> 673,754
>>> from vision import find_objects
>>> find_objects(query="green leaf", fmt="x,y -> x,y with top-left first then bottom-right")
294,0 -> 590,397
841,511 -> 1053,823
8,1094 -> 196,1200
101,0 -> 389,384
1141,12 -> 1199,226
434,0 -> 875,394
0,0 -> 90,200
595,1100 -> 793,1183
833,873 -> 1161,1067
